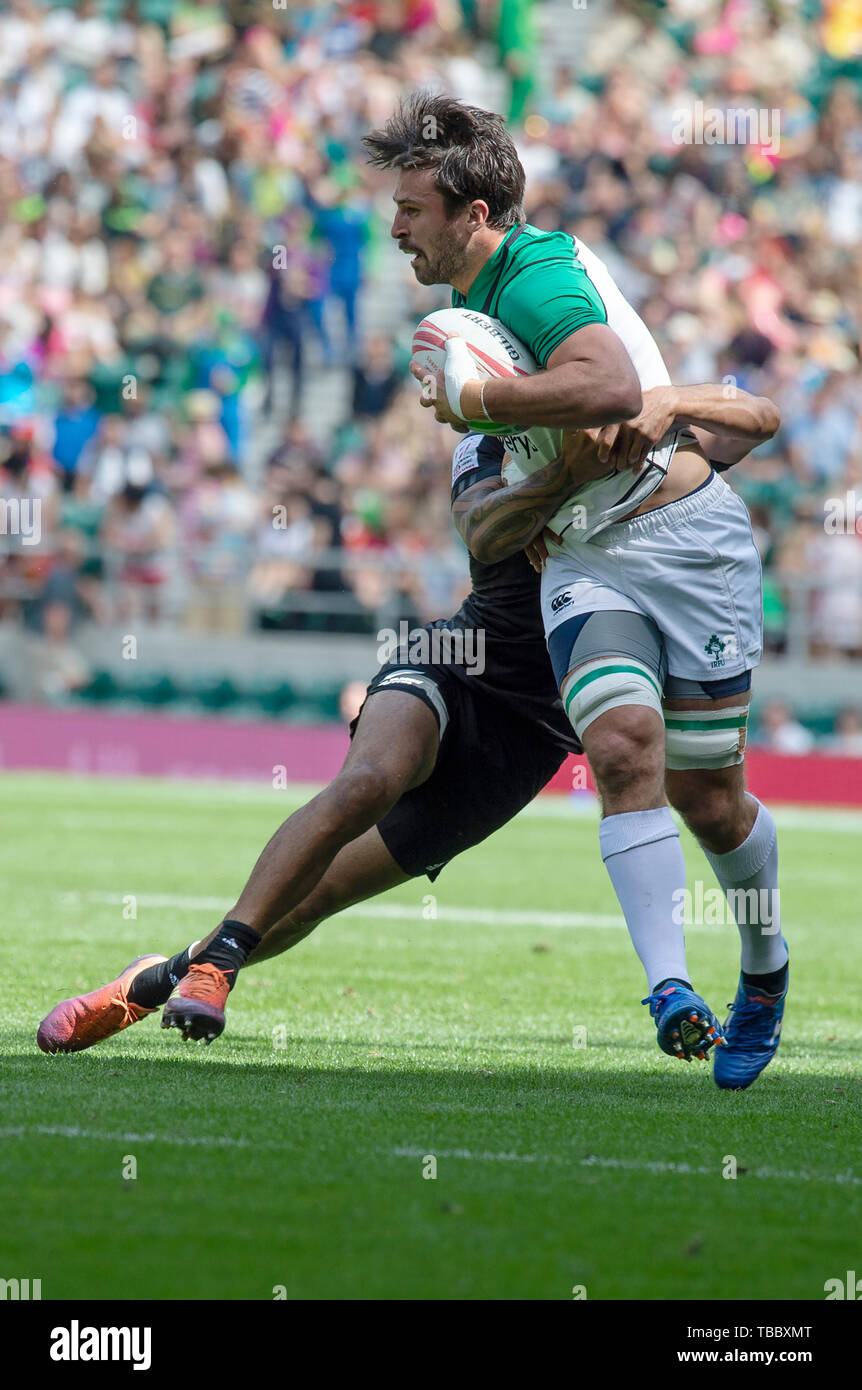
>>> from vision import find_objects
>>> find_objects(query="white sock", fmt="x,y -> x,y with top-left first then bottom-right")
599,807 -> 690,993
702,798 -> 788,979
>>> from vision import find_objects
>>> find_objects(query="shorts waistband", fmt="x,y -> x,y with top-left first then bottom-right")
587,470 -> 727,546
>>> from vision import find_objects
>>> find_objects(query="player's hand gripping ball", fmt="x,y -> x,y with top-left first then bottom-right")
409,308 -> 538,436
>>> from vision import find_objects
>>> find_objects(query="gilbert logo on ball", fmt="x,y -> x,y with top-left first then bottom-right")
411,308 -> 537,437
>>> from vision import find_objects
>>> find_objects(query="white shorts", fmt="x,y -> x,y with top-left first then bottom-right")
541,472 -> 763,684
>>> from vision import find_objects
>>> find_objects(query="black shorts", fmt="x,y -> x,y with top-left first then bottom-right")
352,660 -> 567,881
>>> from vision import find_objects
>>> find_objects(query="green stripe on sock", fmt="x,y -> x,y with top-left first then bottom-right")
564,663 -> 662,718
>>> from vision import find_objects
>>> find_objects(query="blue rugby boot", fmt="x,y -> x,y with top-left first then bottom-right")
642,981 -> 727,1062
713,959 -> 788,1090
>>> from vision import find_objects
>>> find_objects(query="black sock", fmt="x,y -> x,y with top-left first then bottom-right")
743,963 -> 788,996
654,977 -> 693,993
192,920 -> 260,991
128,947 -> 193,1008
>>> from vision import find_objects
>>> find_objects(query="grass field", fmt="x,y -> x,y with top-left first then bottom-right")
1,771 -> 859,1301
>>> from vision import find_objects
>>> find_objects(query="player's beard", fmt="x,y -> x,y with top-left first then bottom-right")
411,225 -> 470,287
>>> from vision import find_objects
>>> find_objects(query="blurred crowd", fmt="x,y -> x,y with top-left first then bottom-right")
0,0 -> 507,656
0,0 -> 861,736
754,700 -> 862,755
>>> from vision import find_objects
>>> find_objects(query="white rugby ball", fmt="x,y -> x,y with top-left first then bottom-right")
411,308 -> 537,437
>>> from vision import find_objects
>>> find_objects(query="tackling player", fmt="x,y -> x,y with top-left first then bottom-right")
37,383 -> 780,1092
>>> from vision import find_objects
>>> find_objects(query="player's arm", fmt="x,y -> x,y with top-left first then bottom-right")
475,325 -> 642,429
416,324 -> 642,432
594,383 -> 780,471
669,384 -> 780,467
451,434 -> 606,565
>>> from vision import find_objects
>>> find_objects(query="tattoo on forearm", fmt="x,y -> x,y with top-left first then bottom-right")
452,463 -> 571,563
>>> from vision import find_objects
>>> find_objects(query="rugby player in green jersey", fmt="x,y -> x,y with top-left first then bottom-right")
375,93 -> 787,1085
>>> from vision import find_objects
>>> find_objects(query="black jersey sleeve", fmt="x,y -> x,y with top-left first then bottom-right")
450,433 -> 507,502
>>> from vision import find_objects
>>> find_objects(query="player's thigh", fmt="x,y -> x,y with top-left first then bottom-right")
545,599 -> 667,763
250,686 -> 567,960
344,684 -> 441,794
376,682 -> 568,880
250,827 -> 411,964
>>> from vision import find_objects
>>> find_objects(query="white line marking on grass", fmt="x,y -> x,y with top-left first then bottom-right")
61,890 -> 627,930
58,890 -> 841,935
392,1146 -> 861,1187
344,904 -> 628,930
2,1125 -> 855,1188
0,1124 -> 254,1149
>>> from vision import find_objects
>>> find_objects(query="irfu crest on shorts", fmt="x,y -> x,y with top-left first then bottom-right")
704,633 -> 728,668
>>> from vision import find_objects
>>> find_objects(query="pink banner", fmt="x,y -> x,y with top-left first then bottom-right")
0,703 -> 349,784
1,703 -> 861,806
549,751 -> 862,807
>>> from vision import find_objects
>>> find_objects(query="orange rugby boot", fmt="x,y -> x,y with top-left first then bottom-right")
161,962 -> 231,1044
37,955 -> 167,1054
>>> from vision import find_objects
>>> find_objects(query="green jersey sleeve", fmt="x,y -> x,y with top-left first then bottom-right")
496,254 -> 607,367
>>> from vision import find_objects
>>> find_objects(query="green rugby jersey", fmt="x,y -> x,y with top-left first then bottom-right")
451,223 -> 607,367
450,224 -> 685,542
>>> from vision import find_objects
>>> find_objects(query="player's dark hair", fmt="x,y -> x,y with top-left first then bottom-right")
362,92 -> 526,229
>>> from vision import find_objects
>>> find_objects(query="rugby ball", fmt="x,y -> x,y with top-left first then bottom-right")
411,308 -> 537,437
